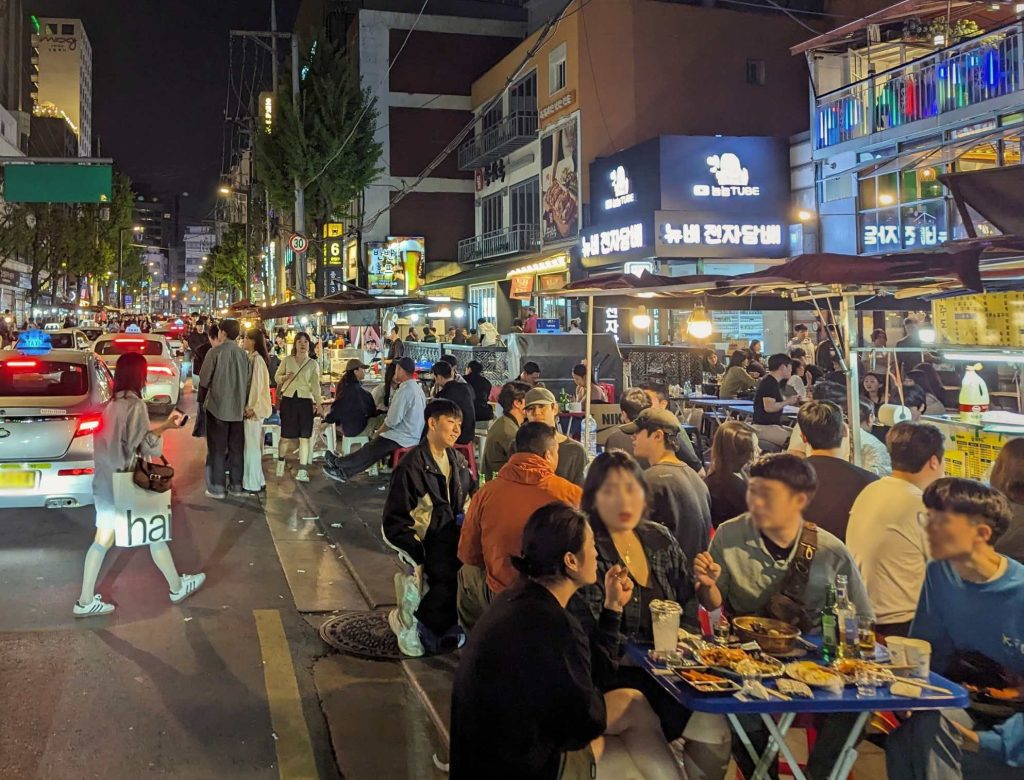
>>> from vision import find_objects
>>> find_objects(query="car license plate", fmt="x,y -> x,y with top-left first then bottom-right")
0,471 -> 37,490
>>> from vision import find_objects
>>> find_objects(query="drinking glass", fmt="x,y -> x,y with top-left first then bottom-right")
858,617 -> 877,658
855,666 -> 877,698
650,599 -> 682,653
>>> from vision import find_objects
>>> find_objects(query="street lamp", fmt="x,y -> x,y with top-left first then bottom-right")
117,225 -> 144,308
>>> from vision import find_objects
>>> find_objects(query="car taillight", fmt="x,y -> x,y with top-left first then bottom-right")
58,467 -> 94,476
5,360 -> 38,368
75,414 -> 102,437
114,338 -> 146,344
148,366 -> 174,376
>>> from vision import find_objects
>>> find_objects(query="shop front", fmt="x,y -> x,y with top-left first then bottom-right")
579,135 -> 793,347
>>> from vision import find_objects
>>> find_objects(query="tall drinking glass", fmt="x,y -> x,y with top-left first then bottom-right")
650,599 -> 682,653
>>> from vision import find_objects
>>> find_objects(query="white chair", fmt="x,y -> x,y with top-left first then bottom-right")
262,422 -> 280,456
311,417 -> 338,461
341,435 -> 377,477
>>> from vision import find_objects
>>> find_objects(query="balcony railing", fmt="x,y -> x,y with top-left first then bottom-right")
814,23 -> 1024,150
458,111 -> 538,171
457,225 -> 540,264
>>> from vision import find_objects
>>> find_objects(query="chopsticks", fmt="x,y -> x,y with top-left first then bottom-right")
890,675 -> 954,696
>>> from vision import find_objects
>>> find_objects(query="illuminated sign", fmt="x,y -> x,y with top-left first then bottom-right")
604,166 -> 635,210
662,221 -> 783,248
581,223 -> 645,258
261,92 -> 274,134
693,153 -> 761,198
366,237 -> 425,296
323,223 -> 344,270
604,307 -> 619,337
863,224 -> 947,249
624,261 -> 654,277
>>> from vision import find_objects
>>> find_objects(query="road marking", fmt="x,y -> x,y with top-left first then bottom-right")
254,609 -> 319,779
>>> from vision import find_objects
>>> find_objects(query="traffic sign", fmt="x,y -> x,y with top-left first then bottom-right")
289,234 -> 308,253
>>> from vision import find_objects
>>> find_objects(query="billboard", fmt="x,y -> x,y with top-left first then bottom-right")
366,237 -> 425,296
540,115 -> 580,244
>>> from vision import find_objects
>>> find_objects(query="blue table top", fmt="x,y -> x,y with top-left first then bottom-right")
625,642 -> 969,715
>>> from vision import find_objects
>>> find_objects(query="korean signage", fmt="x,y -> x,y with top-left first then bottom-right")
660,219 -> 784,252
260,91 -> 274,134
539,89 -> 576,123
541,116 -> 580,244
582,223 -> 646,259
323,222 -> 343,266
510,275 -> 534,300
365,237 -> 425,296
862,223 -> 947,251
604,166 -> 636,210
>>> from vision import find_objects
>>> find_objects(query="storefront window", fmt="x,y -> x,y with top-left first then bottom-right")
468,283 -> 497,322
1003,134 -> 1021,165
859,164 -> 948,253
957,141 -> 998,171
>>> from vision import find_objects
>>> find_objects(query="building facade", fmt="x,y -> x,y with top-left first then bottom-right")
183,225 -> 216,310
428,0 -> 811,332
34,16 -> 91,157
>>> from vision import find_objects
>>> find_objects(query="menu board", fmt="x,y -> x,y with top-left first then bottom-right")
946,431 -> 1006,480
711,311 -> 764,341
932,291 -> 1024,347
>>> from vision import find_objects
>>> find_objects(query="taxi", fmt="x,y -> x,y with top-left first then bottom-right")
0,331 -> 112,509
93,327 -> 181,415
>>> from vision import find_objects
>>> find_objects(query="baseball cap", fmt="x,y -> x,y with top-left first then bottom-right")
396,356 -> 416,374
345,358 -> 369,372
620,408 -> 681,435
524,387 -> 557,408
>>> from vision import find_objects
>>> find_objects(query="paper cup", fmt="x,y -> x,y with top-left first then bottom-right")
878,404 -> 912,427
886,636 -> 909,667
902,638 -> 932,679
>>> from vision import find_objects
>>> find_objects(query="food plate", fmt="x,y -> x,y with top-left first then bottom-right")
785,661 -> 845,692
676,669 -> 741,696
831,659 -> 897,685
696,647 -> 785,679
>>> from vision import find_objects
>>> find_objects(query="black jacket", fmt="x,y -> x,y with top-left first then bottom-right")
325,381 -> 377,436
438,380 -> 476,445
192,341 -> 212,375
464,371 -> 494,421
382,443 -> 476,635
450,580 -> 621,780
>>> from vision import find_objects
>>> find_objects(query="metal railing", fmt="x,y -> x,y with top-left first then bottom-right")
457,111 -> 538,170
457,224 -> 540,264
815,23 -> 1024,150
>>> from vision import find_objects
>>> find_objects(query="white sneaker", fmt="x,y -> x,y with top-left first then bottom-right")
387,608 -> 424,657
170,572 -> 206,604
73,595 -> 115,618
275,460 -> 285,477
296,468 -> 309,483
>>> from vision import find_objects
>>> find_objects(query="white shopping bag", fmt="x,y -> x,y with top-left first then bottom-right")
111,471 -> 173,548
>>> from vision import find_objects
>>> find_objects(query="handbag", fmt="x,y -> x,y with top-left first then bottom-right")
134,454 -> 174,493
764,522 -> 819,631
112,471 -> 172,547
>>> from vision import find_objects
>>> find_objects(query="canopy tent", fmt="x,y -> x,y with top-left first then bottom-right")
255,290 -> 425,320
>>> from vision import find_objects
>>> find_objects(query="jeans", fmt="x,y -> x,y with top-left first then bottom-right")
329,435 -> 399,478
886,710 -> 1021,780
206,413 -> 244,489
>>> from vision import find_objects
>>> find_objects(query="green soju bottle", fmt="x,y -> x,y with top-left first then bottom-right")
820,584 -> 839,662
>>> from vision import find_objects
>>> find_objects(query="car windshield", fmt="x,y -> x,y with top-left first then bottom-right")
81,329 -> 102,341
49,333 -> 76,349
95,339 -> 163,356
0,359 -> 89,397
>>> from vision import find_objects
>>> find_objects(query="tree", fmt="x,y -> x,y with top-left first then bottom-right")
255,32 -> 383,233
199,223 -> 247,299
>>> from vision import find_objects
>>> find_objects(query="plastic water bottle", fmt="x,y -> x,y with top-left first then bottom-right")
585,415 -> 598,459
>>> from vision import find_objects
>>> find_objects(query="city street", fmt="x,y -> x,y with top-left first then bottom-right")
0,392 -> 345,780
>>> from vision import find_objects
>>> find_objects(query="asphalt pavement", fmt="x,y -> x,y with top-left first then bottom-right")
0,393 -> 340,780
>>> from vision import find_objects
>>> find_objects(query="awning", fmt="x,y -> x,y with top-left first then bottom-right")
865,125 -> 1022,177
420,261 -> 516,292
940,165 -> 1024,236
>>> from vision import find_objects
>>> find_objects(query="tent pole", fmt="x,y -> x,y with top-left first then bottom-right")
585,294 -> 595,458
841,292 -> 862,467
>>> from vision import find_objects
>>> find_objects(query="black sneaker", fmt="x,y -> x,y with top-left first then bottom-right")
322,465 -> 347,484
228,486 -> 246,497
324,450 -> 341,470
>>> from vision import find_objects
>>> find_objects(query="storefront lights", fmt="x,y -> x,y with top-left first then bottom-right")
409,313 -> 420,323
505,256 -> 568,277
631,306 -> 651,330
454,307 -> 465,318
686,305 -> 713,340
918,318 -> 936,344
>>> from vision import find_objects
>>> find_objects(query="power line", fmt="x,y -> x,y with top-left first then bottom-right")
303,0 -> 432,190
357,0 -> 577,234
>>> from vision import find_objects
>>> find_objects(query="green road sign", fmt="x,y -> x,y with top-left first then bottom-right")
3,163 -> 113,203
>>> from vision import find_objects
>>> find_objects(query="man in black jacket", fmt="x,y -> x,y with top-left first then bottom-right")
383,398 -> 477,656
432,361 -> 475,445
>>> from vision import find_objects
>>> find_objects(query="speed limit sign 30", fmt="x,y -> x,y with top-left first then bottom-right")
289,234 -> 308,253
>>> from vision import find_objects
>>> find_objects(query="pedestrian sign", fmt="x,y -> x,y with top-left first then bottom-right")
289,234 -> 308,253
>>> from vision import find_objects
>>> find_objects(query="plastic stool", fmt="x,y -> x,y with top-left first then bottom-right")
262,422 -> 281,456
342,435 -> 377,477
454,442 -> 478,481
391,446 -> 415,468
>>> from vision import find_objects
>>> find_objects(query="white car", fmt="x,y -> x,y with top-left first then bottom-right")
0,344 -> 112,509
93,333 -> 181,415
46,329 -> 93,351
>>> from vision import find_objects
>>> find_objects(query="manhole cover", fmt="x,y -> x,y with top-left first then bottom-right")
319,610 -> 403,661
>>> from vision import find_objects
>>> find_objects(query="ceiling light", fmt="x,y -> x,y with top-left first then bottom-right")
686,305 -> 713,340
631,305 -> 651,330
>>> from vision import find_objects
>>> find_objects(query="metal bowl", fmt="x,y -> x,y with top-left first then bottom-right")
732,616 -> 802,655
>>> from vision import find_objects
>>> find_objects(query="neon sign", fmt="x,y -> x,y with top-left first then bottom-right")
693,153 -> 761,198
604,166 -> 635,210
662,222 -> 782,247
581,223 -> 645,258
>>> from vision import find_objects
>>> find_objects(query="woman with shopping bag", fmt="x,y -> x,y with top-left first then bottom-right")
243,328 -> 273,492
73,351 -> 206,617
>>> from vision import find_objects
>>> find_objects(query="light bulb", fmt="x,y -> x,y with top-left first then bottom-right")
631,305 -> 651,330
686,306 -> 713,340
918,326 -> 936,344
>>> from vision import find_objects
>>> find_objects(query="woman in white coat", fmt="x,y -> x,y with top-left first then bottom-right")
243,329 -> 273,492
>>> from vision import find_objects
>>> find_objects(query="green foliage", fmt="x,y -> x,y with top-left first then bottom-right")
198,223 -> 247,296
255,32 -> 383,232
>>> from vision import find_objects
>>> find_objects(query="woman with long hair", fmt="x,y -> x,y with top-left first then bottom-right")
74,352 -> 205,617
242,329 -> 273,493
718,350 -> 757,400
274,332 -> 322,483
990,438 -> 1024,563
906,366 -> 947,415
323,358 -> 378,439
704,420 -> 759,528
861,372 -> 887,413
451,501 -> 683,780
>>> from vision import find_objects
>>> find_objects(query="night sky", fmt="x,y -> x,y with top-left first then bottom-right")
31,0 -> 300,226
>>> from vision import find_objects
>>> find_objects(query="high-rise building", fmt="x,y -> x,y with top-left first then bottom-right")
34,16 -> 91,157
0,0 -> 35,154
183,225 -> 216,309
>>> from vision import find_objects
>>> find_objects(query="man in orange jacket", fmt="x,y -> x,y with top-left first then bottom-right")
457,421 -> 582,630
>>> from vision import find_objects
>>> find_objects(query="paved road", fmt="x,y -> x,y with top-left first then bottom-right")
0,395 -> 339,780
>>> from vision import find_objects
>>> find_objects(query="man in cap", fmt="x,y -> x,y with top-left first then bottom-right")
523,387 -> 586,484
628,407 -> 712,565
323,358 -> 380,439
324,356 -> 426,482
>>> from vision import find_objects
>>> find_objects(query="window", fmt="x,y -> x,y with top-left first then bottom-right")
0,361 -> 88,397
481,102 -> 503,134
745,59 -> 766,86
510,71 -> 537,115
820,174 -> 853,203
858,164 -> 948,253
469,283 -> 497,321
510,177 -> 540,233
481,193 -> 503,235
61,24 -> 74,35
548,43 -> 567,95
46,23 -> 57,34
